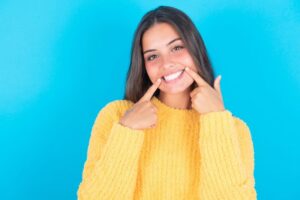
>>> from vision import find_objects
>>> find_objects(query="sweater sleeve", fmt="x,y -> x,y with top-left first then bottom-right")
198,110 -> 257,200
77,102 -> 145,200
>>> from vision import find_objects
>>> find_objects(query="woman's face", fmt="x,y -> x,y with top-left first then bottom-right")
142,22 -> 198,94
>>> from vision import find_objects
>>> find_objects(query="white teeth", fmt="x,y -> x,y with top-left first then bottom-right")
163,70 -> 183,81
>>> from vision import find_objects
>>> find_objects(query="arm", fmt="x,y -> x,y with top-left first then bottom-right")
198,110 -> 257,200
77,102 -> 144,200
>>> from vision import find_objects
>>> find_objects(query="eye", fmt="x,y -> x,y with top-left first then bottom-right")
172,45 -> 184,52
146,54 -> 158,61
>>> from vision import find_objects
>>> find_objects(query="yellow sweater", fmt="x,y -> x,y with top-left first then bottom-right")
77,96 -> 257,200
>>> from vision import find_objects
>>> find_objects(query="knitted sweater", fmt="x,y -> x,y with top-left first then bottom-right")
77,96 -> 257,199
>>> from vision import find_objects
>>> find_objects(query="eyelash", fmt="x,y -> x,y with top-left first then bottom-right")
173,45 -> 184,51
146,45 -> 184,61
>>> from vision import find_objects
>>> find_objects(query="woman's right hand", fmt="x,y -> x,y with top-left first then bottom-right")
119,78 -> 162,130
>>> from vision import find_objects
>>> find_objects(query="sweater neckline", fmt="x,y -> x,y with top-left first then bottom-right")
151,96 -> 198,116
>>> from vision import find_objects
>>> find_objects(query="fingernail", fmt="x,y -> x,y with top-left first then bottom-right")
157,78 -> 161,82
185,66 -> 189,71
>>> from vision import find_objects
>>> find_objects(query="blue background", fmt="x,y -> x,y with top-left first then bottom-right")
1,0 -> 299,199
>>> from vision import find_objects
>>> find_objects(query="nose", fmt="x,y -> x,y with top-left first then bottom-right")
160,53 -> 177,70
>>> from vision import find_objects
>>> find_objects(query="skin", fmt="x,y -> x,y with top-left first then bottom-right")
142,22 -> 197,109
119,79 -> 162,130
119,23 -> 226,130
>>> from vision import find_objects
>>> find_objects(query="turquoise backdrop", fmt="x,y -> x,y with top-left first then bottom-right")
1,0 -> 299,199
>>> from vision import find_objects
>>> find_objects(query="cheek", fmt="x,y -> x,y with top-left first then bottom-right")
173,51 -> 196,68
145,65 -> 159,82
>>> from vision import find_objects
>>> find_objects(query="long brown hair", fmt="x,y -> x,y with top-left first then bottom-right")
123,6 -> 215,103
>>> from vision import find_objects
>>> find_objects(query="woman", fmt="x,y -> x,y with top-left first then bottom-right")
77,6 -> 257,200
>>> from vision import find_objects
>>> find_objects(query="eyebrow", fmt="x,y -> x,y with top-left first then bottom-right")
143,37 -> 182,54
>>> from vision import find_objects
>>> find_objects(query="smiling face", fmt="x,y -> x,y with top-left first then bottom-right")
142,23 -> 198,95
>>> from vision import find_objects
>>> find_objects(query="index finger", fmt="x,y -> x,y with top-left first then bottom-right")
184,67 -> 209,87
139,78 -> 162,102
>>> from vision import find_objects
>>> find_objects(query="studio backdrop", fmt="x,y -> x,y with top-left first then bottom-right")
0,0 -> 299,199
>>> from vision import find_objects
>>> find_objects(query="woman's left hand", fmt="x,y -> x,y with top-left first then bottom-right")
185,66 -> 226,114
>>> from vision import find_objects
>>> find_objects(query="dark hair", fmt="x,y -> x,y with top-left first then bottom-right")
123,5 -> 215,102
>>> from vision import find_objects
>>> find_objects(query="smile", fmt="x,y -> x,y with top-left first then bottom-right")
162,70 -> 184,83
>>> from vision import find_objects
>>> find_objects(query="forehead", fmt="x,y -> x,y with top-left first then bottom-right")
142,23 -> 180,49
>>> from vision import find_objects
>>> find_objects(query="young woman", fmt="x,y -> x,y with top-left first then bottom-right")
77,6 -> 257,200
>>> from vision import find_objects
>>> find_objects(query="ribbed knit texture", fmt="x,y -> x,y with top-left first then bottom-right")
77,96 -> 257,200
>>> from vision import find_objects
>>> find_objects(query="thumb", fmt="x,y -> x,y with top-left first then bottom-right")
214,75 -> 222,96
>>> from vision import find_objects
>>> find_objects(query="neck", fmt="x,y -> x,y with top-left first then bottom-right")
158,91 -> 192,110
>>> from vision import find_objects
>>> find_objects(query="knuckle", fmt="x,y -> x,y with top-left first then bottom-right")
151,105 -> 157,112
141,101 -> 148,107
150,107 -> 155,113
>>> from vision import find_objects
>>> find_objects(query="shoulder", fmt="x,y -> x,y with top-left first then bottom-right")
96,99 -> 134,122
232,115 -> 255,152
232,116 -> 251,135
90,99 -> 134,133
